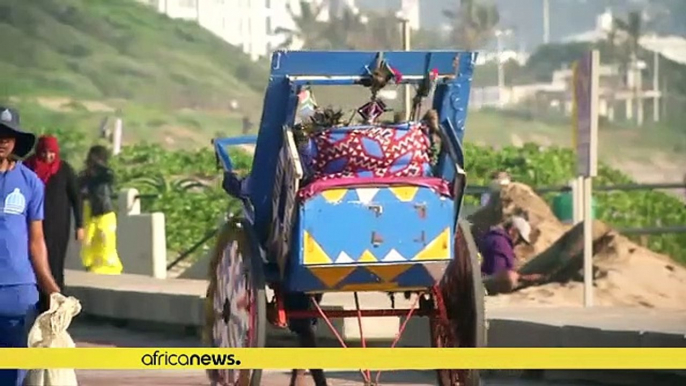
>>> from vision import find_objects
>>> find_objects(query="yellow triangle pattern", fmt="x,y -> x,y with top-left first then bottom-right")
321,188 -> 348,203
412,227 -> 451,261
309,266 -> 356,288
303,231 -> 332,265
365,264 -> 411,282
358,250 -> 379,263
389,186 -> 419,202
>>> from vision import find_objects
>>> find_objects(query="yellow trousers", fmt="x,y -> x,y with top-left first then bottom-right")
80,201 -> 124,275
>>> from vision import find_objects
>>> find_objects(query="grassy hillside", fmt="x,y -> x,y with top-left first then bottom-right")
0,0 -> 267,112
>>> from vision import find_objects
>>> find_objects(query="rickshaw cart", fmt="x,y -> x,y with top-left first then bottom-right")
206,50 -> 486,386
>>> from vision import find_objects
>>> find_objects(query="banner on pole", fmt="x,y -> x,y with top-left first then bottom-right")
572,50 -> 599,177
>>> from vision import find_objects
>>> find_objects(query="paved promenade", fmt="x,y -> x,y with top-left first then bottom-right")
64,270 -> 686,348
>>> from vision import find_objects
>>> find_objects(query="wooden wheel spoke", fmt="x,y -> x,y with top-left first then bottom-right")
206,220 -> 266,386
431,221 -> 486,386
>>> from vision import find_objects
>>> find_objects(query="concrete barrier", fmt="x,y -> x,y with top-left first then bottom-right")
65,189 -> 167,279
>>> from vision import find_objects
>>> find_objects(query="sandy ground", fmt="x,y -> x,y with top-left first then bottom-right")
476,183 -> 686,310
499,231 -> 686,310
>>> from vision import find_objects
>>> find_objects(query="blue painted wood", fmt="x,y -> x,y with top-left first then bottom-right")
211,51 -> 479,291
247,51 -> 477,248
285,185 -> 455,292
270,51 -> 467,77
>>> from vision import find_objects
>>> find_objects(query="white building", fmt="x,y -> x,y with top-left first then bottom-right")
138,0 -> 361,61
398,0 -> 420,31
354,0 -> 420,30
139,0 -> 270,61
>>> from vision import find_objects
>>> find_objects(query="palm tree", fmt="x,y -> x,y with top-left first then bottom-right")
612,10 -> 644,124
327,8 -> 370,49
274,1 -> 328,50
443,0 -> 500,50
613,11 -> 643,63
128,175 -> 208,194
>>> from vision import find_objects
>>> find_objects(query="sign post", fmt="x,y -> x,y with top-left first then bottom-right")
113,118 -> 123,156
572,50 -> 600,307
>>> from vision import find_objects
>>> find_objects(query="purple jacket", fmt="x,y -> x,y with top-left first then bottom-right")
478,227 -> 516,276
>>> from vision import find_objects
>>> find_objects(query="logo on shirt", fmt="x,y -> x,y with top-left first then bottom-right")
0,109 -> 12,123
3,188 -> 26,215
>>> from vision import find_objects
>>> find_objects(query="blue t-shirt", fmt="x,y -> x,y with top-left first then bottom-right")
0,162 -> 44,286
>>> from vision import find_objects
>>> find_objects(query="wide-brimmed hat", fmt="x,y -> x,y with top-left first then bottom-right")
0,106 -> 36,158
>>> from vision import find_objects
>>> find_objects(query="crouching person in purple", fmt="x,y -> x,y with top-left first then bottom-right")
478,216 -> 540,295
0,107 -> 61,386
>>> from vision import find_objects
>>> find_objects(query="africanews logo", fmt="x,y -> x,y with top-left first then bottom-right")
141,350 -> 240,367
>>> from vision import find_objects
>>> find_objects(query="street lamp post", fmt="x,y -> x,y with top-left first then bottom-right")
543,0 -> 550,44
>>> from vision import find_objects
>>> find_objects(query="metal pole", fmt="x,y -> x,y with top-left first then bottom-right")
653,50 -> 660,122
636,56 -> 644,126
496,32 -> 505,108
113,118 -> 123,156
401,18 -> 411,119
662,77 -> 668,121
543,0 -> 550,44
573,177 -> 583,224
583,50 -> 600,308
582,176 -> 593,306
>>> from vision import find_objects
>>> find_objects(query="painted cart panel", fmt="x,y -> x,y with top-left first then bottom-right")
286,184 -> 454,293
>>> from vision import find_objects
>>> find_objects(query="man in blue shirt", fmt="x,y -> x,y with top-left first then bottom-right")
0,106 -> 61,386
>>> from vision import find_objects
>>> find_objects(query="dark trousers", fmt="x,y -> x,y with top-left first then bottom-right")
38,234 -> 69,313
0,285 -> 39,386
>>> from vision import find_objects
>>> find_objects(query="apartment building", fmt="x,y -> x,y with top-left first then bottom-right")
138,0 -> 360,60
355,0 -> 420,30
139,0 -> 269,60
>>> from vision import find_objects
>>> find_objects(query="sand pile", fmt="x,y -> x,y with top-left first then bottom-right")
469,182 -> 686,309
468,182 -> 570,267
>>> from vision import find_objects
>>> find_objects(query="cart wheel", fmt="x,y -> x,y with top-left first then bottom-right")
206,219 -> 266,386
431,220 -> 486,386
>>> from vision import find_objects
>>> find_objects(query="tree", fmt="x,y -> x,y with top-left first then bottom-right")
353,13 -> 402,50
523,42 -> 593,82
326,8 -> 370,49
274,1 -> 328,50
443,0 -> 500,50
613,10 -> 643,63
612,10 -> 644,124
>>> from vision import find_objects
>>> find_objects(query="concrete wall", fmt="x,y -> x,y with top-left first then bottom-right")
65,189 -> 167,279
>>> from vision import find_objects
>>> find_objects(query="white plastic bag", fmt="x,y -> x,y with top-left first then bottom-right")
24,293 -> 82,386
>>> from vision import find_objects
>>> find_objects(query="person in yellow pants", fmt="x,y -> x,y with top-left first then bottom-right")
79,145 -> 123,275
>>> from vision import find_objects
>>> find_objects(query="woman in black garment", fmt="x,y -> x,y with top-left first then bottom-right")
25,135 -> 83,312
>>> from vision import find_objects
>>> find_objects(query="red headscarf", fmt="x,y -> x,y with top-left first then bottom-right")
25,135 -> 62,184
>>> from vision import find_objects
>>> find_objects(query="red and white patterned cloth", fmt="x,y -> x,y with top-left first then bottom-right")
305,122 -> 432,181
